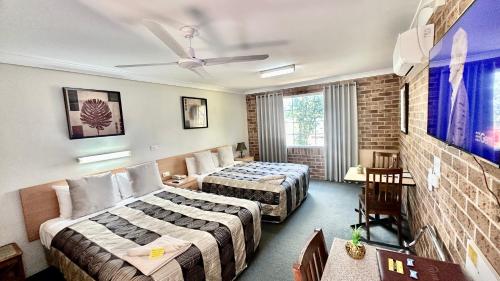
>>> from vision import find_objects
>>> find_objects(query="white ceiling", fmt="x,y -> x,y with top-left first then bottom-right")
0,0 -> 419,93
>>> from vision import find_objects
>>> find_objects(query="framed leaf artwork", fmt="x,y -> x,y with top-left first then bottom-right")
181,96 -> 208,129
63,87 -> 125,139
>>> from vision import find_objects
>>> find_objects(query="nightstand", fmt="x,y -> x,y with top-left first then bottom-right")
0,243 -> 24,281
163,176 -> 198,190
235,156 -> 254,162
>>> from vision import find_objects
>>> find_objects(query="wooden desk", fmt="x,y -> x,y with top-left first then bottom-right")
345,167 -> 415,248
321,238 -> 379,281
344,167 -> 416,186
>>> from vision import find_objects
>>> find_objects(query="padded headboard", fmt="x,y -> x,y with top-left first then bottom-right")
19,146 -> 227,241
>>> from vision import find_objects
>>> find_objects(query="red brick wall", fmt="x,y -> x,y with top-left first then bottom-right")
401,0 -> 500,273
246,73 -> 401,180
287,147 -> 325,180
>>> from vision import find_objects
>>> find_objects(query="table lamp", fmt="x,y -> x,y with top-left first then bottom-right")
236,142 -> 247,158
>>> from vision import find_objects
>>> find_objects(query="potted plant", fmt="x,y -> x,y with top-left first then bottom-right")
345,226 -> 366,259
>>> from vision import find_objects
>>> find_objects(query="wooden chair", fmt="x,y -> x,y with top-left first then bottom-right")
292,229 -> 329,281
372,151 -> 400,168
358,168 -> 404,246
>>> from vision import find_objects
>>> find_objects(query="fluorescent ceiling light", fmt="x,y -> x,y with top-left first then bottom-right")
260,64 -> 295,78
77,150 -> 131,164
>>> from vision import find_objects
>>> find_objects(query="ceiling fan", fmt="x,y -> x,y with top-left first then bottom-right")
115,20 -> 269,77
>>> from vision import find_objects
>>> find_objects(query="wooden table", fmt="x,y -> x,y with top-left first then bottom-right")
345,167 -> 415,248
0,243 -> 24,281
235,156 -> 254,162
344,167 -> 416,186
163,176 -> 198,190
321,238 -> 380,281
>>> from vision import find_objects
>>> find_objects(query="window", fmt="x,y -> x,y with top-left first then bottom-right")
283,93 -> 324,146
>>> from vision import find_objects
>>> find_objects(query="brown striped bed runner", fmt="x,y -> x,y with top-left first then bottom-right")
49,187 -> 261,281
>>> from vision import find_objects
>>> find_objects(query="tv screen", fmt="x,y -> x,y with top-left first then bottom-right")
427,0 -> 500,165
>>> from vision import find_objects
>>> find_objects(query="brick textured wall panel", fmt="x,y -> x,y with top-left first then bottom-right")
401,0 -> 499,273
287,147 -> 325,180
246,73 -> 401,179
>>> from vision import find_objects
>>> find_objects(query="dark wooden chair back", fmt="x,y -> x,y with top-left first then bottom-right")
372,151 -> 400,168
292,229 -> 329,281
365,168 -> 403,214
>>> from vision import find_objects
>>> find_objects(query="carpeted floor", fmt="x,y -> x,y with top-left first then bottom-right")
237,180 -> 401,281
29,180 -> 403,281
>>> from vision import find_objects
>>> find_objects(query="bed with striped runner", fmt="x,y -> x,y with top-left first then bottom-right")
48,187 -> 261,281
201,162 -> 309,223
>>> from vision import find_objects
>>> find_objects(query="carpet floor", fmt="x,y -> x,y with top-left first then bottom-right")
28,180 -> 403,281
237,180 -> 401,281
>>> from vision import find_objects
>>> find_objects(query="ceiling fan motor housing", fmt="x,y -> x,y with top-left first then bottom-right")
178,58 -> 203,69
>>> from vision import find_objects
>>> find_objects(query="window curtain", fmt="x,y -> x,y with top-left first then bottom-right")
256,92 -> 287,162
324,83 -> 358,182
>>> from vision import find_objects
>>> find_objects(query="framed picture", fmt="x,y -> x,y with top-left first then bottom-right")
400,83 -> 409,134
181,96 -> 208,129
63,87 -> 125,139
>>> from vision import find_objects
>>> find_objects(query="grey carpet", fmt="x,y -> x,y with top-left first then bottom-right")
237,180 -> 401,281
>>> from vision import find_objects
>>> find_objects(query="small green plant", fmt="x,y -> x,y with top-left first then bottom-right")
351,226 -> 362,246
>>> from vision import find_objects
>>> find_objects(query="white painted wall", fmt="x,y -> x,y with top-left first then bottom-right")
0,63 -> 248,276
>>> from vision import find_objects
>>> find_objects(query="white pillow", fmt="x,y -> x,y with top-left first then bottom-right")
67,172 -> 117,219
114,172 -> 133,199
212,152 -> 220,167
186,157 -> 198,176
194,150 -> 217,174
52,185 -> 72,219
127,162 -> 163,197
110,175 -> 122,204
218,146 -> 235,167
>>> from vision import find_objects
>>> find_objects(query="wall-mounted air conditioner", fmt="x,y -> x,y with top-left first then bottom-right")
393,24 -> 434,76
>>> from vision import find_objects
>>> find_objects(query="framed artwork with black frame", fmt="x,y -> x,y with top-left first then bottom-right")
63,87 -> 125,139
400,83 -> 409,134
181,96 -> 208,129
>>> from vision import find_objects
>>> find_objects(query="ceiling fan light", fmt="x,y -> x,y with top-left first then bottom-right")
260,64 -> 295,78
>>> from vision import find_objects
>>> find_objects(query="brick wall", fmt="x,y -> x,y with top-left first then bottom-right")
401,0 -> 500,273
246,73 -> 401,179
287,147 -> 325,180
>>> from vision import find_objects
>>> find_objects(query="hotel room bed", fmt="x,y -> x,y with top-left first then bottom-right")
199,161 -> 310,223
40,186 -> 261,281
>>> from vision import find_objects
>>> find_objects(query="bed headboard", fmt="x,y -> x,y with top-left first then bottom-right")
156,147 -> 221,177
19,146 -> 226,241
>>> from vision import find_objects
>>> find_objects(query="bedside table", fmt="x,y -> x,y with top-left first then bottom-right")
235,156 -> 254,162
163,176 -> 198,190
0,243 -> 24,281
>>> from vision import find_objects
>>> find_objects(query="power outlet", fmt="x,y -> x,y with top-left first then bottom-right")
162,171 -> 170,178
150,145 -> 160,151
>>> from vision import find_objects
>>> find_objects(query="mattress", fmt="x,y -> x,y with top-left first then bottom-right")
41,186 -> 261,281
201,162 -> 310,223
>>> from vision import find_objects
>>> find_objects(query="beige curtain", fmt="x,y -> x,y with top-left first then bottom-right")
256,93 -> 287,162
324,83 -> 358,181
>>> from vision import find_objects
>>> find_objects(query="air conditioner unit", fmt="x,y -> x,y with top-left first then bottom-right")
393,24 -> 435,76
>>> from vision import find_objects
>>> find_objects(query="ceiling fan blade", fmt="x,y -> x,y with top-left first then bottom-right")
143,20 -> 189,58
187,67 -> 209,78
186,7 -> 225,54
203,55 -> 269,66
115,62 -> 177,68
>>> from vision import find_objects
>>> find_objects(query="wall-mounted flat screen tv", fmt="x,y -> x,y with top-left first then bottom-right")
427,0 -> 500,165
